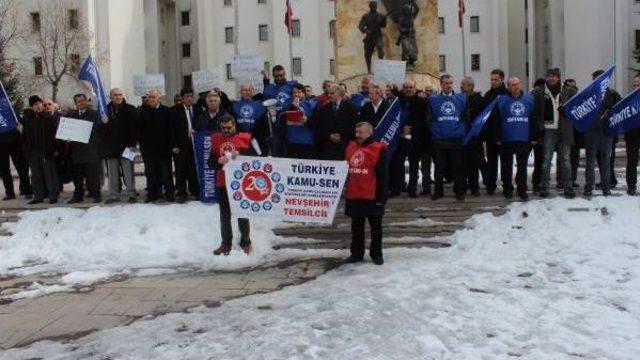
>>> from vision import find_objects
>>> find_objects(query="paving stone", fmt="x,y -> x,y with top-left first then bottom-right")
179,288 -> 247,302
0,313 -> 60,349
123,301 -> 175,317
0,298 -> 34,314
90,295 -> 142,316
26,314 -> 129,344
142,287 -> 190,302
15,295 -> 73,315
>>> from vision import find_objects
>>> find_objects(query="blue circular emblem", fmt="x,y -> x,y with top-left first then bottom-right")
230,181 -> 241,191
511,102 -> 526,116
240,200 -> 250,209
271,172 -> 281,182
252,160 -> 262,170
275,183 -> 285,193
251,202 -> 261,212
263,201 -> 273,211
441,101 -> 456,115
234,170 -> 243,180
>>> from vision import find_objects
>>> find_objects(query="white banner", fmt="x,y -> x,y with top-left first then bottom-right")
224,156 -> 348,224
133,74 -> 166,96
373,59 -> 407,86
192,68 -> 223,93
233,55 -> 264,93
55,117 -> 93,143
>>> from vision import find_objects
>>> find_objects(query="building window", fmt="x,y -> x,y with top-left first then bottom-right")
224,0 -> 232,6
68,9 -> 79,30
226,63 -> 234,80
438,17 -> 445,34
439,55 -> 446,72
181,11 -> 190,26
470,16 -> 479,33
70,53 -> 81,71
329,20 -> 336,38
471,54 -> 480,71
635,29 -> 640,49
259,24 -> 269,41
291,19 -> 301,37
183,75 -> 193,89
264,61 -> 271,73
258,0 -> 266,3
33,57 -> 43,76
544,25 -> 549,43
225,27 -> 234,43
292,57 -> 302,76
329,59 -> 335,76
30,12 -> 41,33
182,43 -> 191,58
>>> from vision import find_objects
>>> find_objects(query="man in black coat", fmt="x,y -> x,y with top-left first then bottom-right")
483,69 -> 508,195
311,84 -> 357,160
0,122 -> 32,201
460,76 -> 485,196
103,88 -> 138,204
138,89 -> 176,202
193,91 -> 228,133
22,95 -> 62,204
398,80 -> 429,197
171,87 -> 201,203
66,93 -> 104,204
358,84 -> 390,128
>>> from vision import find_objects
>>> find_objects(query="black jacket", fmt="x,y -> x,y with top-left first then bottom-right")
345,138 -> 389,218
484,84 -> 508,142
464,92 -> 485,146
137,105 -> 175,158
193,109 -> 229,133
66,108 -> 103,164
22,109 -> 62,158
102,101 -> 137,159
171,104 -> 202,150
311,100 -> 358,160
359,99 -> 390,128
590,88 -> 622,134
401,94 -> 430,151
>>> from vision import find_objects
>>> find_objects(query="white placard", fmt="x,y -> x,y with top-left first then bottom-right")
373,59 -> 407,86
55,117 -> 94,144
133,74 -> 166,97
233,55 -> 264,93
192,68 -> 223,93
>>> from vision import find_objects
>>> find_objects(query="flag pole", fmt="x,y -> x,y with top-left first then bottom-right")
289,29 -> 294,81
461,9 -> 467,76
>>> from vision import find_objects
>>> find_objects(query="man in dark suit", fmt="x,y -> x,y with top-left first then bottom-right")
311,85 -> 358,160
398,80 -> 429,197
172,88 -> 201,203
193,91 -> 228,133
138,89 -> 176,202
358,84 -> 389,128
67,93 -> 104,203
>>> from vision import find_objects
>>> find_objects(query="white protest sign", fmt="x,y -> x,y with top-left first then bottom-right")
133,74 -> 166,96
233,55 -> 264,92
55,117 -> 94,144
192,68 -> 223,93
224,156 -> 348,224
373,59 -> 407,86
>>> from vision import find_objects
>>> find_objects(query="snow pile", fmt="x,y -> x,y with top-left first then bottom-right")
0,203 -> 341,299
3,196 -> 639,359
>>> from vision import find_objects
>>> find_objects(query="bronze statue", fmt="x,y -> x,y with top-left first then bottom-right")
383,0 -> 420,72
359,1 -> 387,74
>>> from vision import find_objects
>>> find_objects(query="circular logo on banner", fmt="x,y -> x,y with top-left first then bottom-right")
510,101 -> 526,116
441,101 -> 456,115
220,141 -> 237,155
349,150 -> 365,167
240,104 -> 254,119
231,161 -> 284,213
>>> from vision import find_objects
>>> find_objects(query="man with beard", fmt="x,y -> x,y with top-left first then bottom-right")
483,69 -> 508,195
262,65 -> 297,157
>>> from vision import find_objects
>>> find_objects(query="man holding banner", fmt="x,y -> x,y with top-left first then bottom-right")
232,84 -> 269,154
344,122 -> 388,265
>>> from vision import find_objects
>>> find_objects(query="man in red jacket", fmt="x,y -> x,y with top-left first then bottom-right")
344,122 -> 389,265
211,114 -> 255,255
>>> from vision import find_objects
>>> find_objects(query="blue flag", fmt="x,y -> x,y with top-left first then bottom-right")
78,55 -> 109,119
373,98 -> 408,156
0,80 -> 19,134
605,87 -> 640,136
193,130 -> 218,204
562,65 -> 615,133
463,96 -> 500,145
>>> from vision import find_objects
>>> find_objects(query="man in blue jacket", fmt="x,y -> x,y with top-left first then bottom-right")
427,74 -> 469,201
492,77 -> 541,200
262,65 -> 297,157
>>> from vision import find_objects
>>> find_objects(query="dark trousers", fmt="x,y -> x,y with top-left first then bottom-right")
143,156 -> 174,199
500,142 -> 531,194
72,162 -> 101,200
0,142 -> 31,197
433,146 -> 465,196
389,150 -> 406,193
407,148 -> 432,194
598,138 -> 618,186
29,153 -> 59,200
531,143 -> 543,190
570,145 -> 580,183
364,37 -> 384,73
585,132 -> 613,192
217,188 -> 250,247
286,143 -> 317,160
464,143 -> 483,193
350,216 -> 382,260
627,141 -> 640,191
173,146 -> 199,197
483,142 -> 500,192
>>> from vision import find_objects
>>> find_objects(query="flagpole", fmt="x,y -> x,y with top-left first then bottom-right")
289,27 -> 294,81
461,11 -> 467,76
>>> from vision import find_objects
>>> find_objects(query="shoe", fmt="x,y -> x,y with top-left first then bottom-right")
241,243 -> 253,255
539,191 -> 550,198
518,191 -> 529,201
603,190 -> 612,197
28,198 -> 44,205
128,197 -> 138,203
371,256 -> 384,266
627,189 -> 638,196
583,190 -> 593,197
343,255 -> 363,264
165,195 -> 175,203
24,193 -> 33,200
471,190 -> 481,197
431,193 -> 443,201
532,185 -> 541,193
49,198 -> 58,204
104,198 -> 120,204
213,245 -> 232,256
420,189 -> 431,196
564,191 -> 576,199
486,189 -> 496,196
67,197 -> 83,204
176,195 -> 186,204
144,196 -> 157,203
556,183 -> 563,190
595,183 -> 602,190
503,191 -> 514,199
408,192 -> 417,198
455,193 -> 465,201
2,194 -> 16,201
389,191 -> 400,198
573,183 -> 579,188
92,197 -> 102,204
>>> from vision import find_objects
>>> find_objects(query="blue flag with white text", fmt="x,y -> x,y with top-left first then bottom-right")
562,65 -> 615,133
0,80 -> 18,134
605,88 -> 640,136
463,96 -> 500,145
78,56 -> 109,119
193,130 -> 218,204
373,98 -> 408,156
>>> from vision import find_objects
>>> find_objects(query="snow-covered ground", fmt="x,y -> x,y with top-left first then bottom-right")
2,196 -> 639,359
0,203 -> 341,300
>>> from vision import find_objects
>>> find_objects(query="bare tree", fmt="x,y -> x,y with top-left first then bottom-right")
0,0 -> 23,108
